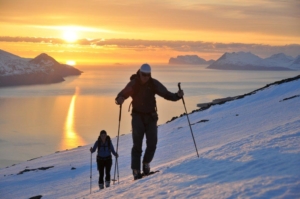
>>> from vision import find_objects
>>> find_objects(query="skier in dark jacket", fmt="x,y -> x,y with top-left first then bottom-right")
90,130 -> 118,189
115,63 -> 184,180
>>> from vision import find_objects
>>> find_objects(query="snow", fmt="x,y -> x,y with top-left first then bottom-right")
0,50 -> 55,76
0,76 -> 300,199
209,51 -> 300,70
219,52 -> 263,66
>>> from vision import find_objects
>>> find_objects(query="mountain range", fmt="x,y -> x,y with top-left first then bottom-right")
208,52 -> 300,71
0,49 -> 82,87
169,55 -> 215,65
169,52 -> 300,71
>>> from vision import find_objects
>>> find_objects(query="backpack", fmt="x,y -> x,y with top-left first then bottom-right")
128,71 -> 157,112
97,135 -> 111,151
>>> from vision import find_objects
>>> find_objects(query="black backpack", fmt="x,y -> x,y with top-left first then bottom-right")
97,135 -> 111,151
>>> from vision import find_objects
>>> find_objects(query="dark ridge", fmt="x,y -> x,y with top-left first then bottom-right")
27,156 -> 42,161
29,195 -> 42,199
280,95 -> 300,102
17,166 -> 54,175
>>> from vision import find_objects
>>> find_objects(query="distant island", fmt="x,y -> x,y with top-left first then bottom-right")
169,55 -> 215,65
0,49 -> 82,87
207,52 -> 300,71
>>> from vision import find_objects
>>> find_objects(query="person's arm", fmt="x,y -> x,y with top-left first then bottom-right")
90,140 -> 98,153
110,142 -> 118,157
115,80 -> 135,105
153,79 -> 183,101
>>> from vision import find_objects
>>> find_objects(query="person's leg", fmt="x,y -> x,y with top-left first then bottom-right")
105,158 -> 112,182
143,114 -> 158,165
97,158 -> 105,186
131,113 -> 145,171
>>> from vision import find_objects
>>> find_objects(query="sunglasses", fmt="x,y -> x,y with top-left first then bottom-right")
141,72 -> 151,77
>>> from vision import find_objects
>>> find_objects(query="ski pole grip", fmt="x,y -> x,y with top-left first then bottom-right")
178,82 -> 182,91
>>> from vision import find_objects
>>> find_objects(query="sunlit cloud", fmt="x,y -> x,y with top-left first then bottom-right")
1,0 -> 299,40
1,36 -> 299,58
32,25 -> 116,34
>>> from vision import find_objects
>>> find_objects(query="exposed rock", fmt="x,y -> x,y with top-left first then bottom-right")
29,195 -> 42,199
280,95 -> 300,102
17,166 -> 54,175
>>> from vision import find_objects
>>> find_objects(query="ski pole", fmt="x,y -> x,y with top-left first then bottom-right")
178,83 -> 199,158
90,152 -> 92,194
113,104 -> 122,184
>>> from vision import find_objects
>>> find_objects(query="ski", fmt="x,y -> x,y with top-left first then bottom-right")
135,170 -> 160,180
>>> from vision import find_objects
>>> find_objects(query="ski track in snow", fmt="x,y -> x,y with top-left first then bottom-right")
0,78 -> 300,199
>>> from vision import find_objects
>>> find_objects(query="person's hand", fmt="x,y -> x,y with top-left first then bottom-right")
90,147 -> 93,153
177,90 -> 184,98
115,153 -> 119,158
115,96 -> 125,105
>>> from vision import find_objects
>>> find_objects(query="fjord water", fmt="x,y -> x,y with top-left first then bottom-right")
0,64 -> 298,168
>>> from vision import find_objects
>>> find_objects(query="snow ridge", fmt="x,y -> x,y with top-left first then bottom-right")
208,51 -> 300,70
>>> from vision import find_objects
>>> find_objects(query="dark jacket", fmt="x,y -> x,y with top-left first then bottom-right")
117,74 -> 180,113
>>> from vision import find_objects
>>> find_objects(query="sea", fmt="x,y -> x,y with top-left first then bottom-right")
0,64 -> 298,168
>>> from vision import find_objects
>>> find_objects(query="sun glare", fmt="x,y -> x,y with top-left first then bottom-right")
63,30 -> 78,43
66,60 -> 76,66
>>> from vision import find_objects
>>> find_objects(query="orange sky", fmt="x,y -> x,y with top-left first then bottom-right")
1,0 -> 299,65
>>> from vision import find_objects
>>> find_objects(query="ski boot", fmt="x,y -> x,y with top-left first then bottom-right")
99,184 -> 104,190
132,169 -> 142,180
143,163 -> 150,175
105,181 -> 110,188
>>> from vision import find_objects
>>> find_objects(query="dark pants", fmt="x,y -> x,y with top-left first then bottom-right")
131,112 -> 158,170
97,156 -> 112,184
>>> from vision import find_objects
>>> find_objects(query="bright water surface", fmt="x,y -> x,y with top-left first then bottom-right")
0,64 -> 298,168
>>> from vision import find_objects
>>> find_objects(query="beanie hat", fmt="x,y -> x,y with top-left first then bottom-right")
140,63 -> 151,73
100,130 -> 107,135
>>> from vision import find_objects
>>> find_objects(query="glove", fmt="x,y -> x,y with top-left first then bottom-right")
115,97 -> 125,105
90,147 -> 93,153
115,153 -> 119,158
177,90 -> 184,98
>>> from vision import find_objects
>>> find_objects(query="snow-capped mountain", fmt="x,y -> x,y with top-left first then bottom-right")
169,55 -> 214,65
0,49 -> 82,86
0,75 -> 299,198
289,55 -> 300,70
265,53 -> 294,64
208,51 -> 299,71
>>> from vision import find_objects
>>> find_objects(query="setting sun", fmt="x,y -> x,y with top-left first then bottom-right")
63,30 -> 78,43
66,60 -> 76,66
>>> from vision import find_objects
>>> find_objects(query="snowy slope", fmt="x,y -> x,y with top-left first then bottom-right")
0,76 -> 300,199
208,52 -> 299,71
289,55 -> 300,70
265,53 -> 294,65
0,50 -> 52,76
0,49 -> 82,86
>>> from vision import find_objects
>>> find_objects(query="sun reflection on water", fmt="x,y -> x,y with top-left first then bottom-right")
60,87 -> 85,150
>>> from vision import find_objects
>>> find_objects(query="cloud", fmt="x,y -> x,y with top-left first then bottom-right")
0,0 -> 299,38
0,36 -> 65,44
1,36 -> 300,58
